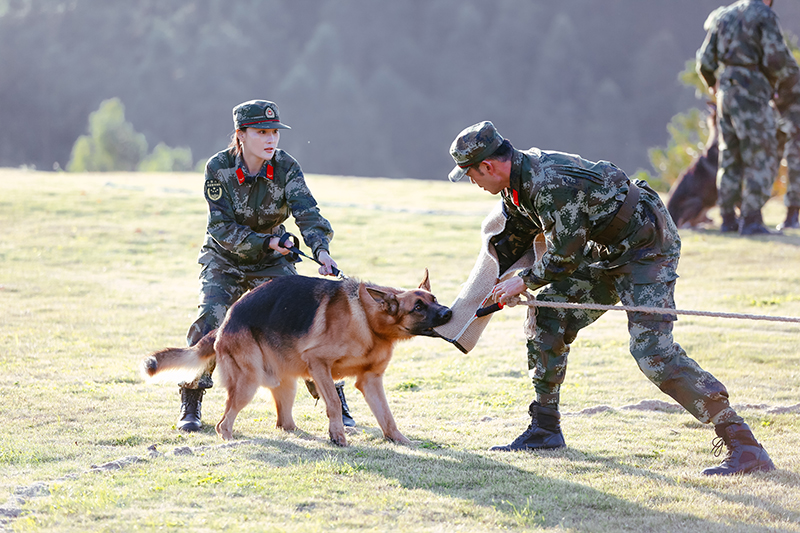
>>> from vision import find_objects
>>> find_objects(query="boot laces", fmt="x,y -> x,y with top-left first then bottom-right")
711,436 -> 737,467
508,422 -> 538,446
181,389 -> 203,418
711,436 -> 726,457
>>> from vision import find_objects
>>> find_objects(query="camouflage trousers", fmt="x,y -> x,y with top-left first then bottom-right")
526,263 -> 741,426
716,85 -> 777,217
182,261 -> 297,389
777,112 -> 800,208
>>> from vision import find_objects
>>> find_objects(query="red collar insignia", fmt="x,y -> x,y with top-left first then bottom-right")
512,188 -> 520,207
267,164 -> 273,180
236,168 -> 246,185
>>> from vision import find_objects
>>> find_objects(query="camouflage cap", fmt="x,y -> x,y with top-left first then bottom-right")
233,100 -> 291,130
448,121 -> 504,182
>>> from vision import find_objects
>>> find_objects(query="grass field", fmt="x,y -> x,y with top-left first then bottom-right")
1,168 -> 800,532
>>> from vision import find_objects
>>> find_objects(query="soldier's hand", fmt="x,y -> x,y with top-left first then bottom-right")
491,276 -> 527,305
316,250 -> 339,276
268,236 -> 292,256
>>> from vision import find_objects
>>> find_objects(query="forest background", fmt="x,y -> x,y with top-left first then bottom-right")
2,0 -> 800,183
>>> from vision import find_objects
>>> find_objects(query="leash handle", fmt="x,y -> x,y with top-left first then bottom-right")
278,232 -> 342,277
476,302 -> 504,317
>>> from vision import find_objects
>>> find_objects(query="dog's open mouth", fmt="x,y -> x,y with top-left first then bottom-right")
417,327 -> 440,338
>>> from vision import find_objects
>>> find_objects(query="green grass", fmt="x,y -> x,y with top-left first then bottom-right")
1,168 -> 800,532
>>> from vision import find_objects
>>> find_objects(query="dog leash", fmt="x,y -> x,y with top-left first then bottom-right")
476,292 -> 800,323
278,233 -> 345,278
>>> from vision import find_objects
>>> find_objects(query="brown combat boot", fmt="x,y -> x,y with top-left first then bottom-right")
701,422 -> 775,476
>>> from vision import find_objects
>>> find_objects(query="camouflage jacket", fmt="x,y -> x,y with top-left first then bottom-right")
198,148 -> 333,270
697,0 -> 798,102
500,148 -> 680,289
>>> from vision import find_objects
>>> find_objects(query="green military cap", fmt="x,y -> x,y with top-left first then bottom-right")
448,121 -> 504,182
233,100 -> 291,130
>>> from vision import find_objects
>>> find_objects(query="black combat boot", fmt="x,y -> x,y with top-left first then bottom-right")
336,381 -> 356,427
777,206 -> 800,230
177,387 -> 205,432
739,212 -> 779,235
306,379 -> 355,427
490,401 -> 566,451
701,422 -> 775,476
720,212 -> 739,233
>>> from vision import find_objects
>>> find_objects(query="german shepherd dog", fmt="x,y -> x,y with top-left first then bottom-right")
143,271 -> 451,446
666,103 -> 719,229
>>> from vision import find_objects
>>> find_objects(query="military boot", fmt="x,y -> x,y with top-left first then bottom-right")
177,387 -> 205,432
740,212 -> 780,235
777,207 -> 800,230
720,212 -> 739,233
701,422 -> 775,476
490,401 -> 566,451
336,381 -> 356,427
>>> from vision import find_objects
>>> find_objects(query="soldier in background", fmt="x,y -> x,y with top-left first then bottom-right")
775,78 -> 800,229
696,0 -> 799,235
448,121 -> 775,475
177,100 -> 355,432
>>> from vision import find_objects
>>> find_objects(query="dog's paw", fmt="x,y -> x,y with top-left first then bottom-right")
329,432 -> 348,447
388,433 -> 411,445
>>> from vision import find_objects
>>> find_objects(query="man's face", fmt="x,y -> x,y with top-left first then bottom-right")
465,161 -> 506,195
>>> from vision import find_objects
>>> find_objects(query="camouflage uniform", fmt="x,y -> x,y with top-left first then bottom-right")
696,0 -> 799,225
495,147 -> 741,426
450,121 -> 774,472
184,143 -> 333,389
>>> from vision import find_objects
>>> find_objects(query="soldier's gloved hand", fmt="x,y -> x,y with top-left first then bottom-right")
316,250 -> 339,276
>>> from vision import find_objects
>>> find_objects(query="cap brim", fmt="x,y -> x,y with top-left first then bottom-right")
239,121 -> 291,130
448,165 -> 469,182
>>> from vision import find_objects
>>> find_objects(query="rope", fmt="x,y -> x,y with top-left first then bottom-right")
506,294 -> 800,324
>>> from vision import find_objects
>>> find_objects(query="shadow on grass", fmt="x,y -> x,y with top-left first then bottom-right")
227,430 -> 791,533
690,226 -> 800,247
563,444 -> 800,529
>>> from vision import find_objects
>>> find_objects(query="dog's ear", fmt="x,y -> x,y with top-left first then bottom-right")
418,268 -> 431,291
366,287 -> 400,315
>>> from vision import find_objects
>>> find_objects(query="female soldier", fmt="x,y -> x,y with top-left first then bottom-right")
177,99 -> 354,431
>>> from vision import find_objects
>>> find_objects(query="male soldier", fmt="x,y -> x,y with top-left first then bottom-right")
448,121 -> 775,475
696,0 -> 799,235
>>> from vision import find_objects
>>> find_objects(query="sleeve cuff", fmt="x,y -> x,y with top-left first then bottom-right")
518,269 -> 547,292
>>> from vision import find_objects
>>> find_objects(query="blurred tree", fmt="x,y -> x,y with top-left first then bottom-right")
6,0 -> 797,179
137,143 -> 194,172
67,98 -> 148,172
67,97 -> 194,172
646,107 -> 709,191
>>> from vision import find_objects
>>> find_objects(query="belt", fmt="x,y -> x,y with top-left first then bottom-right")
592,183 -> 641,245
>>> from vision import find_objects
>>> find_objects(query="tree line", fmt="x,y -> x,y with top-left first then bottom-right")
2,0 -> 798,184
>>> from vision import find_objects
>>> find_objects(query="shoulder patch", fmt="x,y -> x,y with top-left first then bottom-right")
205,178 -> 223,202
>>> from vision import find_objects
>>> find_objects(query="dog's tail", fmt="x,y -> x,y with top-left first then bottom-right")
141,330 -> 217,382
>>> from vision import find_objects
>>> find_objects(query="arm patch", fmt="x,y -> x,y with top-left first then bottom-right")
205,178 -> 223,202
